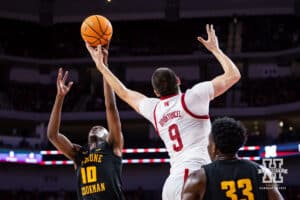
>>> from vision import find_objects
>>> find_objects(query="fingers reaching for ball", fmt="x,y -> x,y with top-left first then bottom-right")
85,41 -> 107,67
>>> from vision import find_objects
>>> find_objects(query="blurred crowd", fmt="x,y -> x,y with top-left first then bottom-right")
0,16 -> 299,58
0,15 -> 299,152
0,14 -> 299,200
0,76 -> 299,112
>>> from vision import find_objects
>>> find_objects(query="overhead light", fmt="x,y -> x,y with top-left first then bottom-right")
279,121 -> 284,127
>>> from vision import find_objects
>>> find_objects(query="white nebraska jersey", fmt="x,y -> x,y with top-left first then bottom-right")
139,81 -> 214,175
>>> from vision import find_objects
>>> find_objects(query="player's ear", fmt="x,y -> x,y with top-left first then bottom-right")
176,76 -> 181,86
210,143 -> 217,160
154,89 -> 160,97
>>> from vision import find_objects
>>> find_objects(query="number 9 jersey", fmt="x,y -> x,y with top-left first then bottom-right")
139,81 -> 214,200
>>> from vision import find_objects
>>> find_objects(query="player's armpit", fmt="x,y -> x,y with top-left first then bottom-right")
182,168 -> 206,200
122,88 -> 147,113
48,133 -> 79,161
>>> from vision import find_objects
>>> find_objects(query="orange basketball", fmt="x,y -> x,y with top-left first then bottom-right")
80,15 -> 113,47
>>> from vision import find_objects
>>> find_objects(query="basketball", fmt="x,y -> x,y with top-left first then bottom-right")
80,15 -> 113,47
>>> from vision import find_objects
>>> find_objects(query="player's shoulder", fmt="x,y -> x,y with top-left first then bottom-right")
185,81 -> 214,100
73,143 -> 82,150
144,96 -> 159,102
240,159 -> 261,168
140,97 -> 159,107
234,159 -> 269,175
187,81 -> 213,92
73,144 -> 88,156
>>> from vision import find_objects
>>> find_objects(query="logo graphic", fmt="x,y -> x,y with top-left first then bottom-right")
258,158 -> 288,184
265,145 -> 277,158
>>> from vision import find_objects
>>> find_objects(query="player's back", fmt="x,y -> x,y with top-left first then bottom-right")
139,81 -> 214,176
203,159 -> 267,200
154,92 -> 211,175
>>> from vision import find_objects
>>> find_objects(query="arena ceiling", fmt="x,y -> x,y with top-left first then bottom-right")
0,0 -> 295,23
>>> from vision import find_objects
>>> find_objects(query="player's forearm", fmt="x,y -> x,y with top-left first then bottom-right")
103,77 -> 118,111
96,63 -> 129,101
102,55 -> 117,109
47,95 -> 64,140
212,49 -> 241,82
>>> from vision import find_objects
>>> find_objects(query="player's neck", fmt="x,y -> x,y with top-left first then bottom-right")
89,141 -> 102,150
89,143 -> 97,150
216,154 -> 238,160
159,92 -> 180,100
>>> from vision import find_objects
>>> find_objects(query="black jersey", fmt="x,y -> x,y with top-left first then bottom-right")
203,159 -> 267,200
75,142 -> 125,200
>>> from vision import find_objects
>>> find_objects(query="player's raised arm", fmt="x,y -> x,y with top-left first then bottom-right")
197,24 -> 241,99
85,42 -> 147,113
101,47 -> 124,156
181,168 -> 206,200
261,167 -> 285,200
47,68 -> 78,161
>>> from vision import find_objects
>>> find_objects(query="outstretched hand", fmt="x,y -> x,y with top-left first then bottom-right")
197,24 -> 220,53
56,68 -> 73,97
85,42 -> 108,68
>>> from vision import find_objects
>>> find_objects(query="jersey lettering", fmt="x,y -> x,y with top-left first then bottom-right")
159,111 -> 181,127
81,183 -> 106,196
80,166 -> 107,196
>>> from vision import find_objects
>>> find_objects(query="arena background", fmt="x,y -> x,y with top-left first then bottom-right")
0,0 -> 300,199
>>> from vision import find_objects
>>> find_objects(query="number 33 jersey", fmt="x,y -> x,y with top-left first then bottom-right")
203,159 -> 267,200
139,81 -> 214,175
74,143 -> 125,200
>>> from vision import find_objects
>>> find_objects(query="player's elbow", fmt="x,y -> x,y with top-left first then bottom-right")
233,70 -> 241,81
47,133 -> 54,141
230,72 -> 241,85
47,130 -> 57,142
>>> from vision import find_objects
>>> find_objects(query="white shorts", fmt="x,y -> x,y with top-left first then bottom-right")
162,168 -> 190,200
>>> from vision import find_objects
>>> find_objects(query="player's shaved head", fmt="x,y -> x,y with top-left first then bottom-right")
88,125 -> 108,146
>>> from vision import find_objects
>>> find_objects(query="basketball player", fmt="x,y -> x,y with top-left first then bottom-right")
47,47 -> 125,200
85,24 -> 241,200
182,117 -> 284,200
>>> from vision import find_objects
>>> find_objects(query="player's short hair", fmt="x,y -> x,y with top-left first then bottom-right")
211,117 -> 247,154
151,67 -> 179,97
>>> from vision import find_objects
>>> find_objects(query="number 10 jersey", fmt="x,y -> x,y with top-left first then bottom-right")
74,143 -> 125,200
